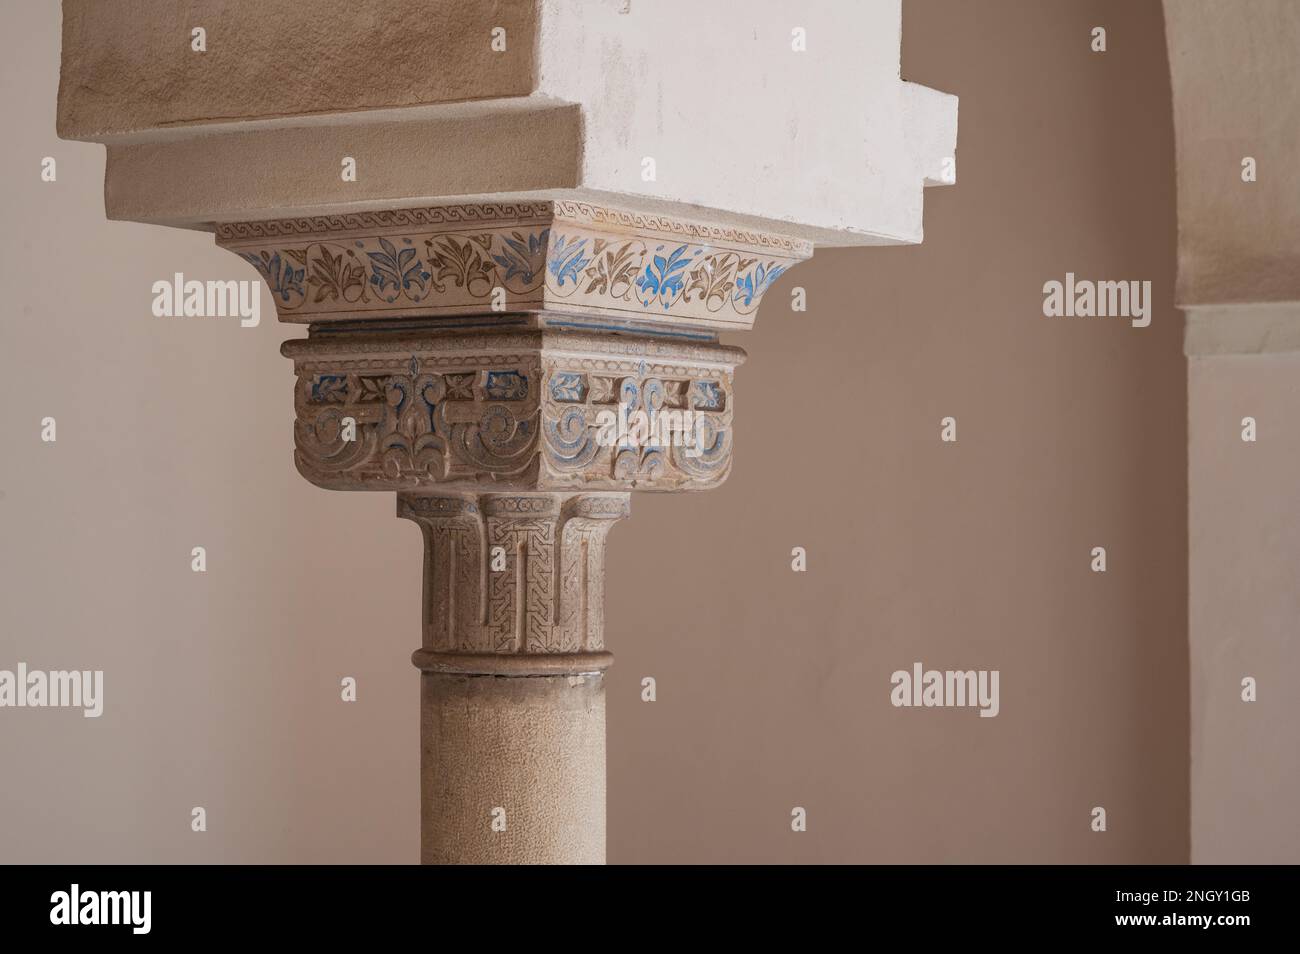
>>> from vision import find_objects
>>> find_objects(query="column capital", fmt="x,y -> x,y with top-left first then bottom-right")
400,491 -> 628,674
283,326 -> 742,494
217,200 -> 811,333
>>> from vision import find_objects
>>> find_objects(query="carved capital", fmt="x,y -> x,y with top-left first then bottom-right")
282,328 -> 742,493
218,200 -> 810,335
400,492 -> 628,675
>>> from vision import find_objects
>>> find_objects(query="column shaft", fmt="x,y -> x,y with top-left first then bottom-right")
401,491 -> 627,864
420,671 -> 605,864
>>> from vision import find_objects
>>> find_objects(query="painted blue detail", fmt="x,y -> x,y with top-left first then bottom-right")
693,381 -> 723,410
549,372 -> 587,403
240,251 -> 304,303
734,262 -> 787,306
544,405 -> 601,470
636,244 -> 697,308
546,233 -> 589,287
311,374 -> 347,402
494,229 -> 551,284
385,377 -> 410,413
367,238 -> 429,295
485,370 -> 528,401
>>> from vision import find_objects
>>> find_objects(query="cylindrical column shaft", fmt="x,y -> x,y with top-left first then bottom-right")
399,491 -> 628,865
420,670 -> 606,864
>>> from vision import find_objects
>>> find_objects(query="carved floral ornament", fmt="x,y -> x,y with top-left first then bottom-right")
217,201 -> 811,331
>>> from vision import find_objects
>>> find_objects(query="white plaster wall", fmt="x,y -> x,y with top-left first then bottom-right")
536,0 -> 956,244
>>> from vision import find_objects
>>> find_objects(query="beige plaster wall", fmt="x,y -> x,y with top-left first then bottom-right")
1169,0 -> 1300,865
1188,356 -> 1300,863
1163,0 -> 1300,306
0,0 -> 1188,863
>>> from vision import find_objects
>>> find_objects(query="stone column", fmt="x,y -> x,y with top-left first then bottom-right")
254,201 -> 791,861
402,492 -> 625,864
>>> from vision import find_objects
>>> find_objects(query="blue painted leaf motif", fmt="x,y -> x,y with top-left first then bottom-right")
545,234 -> 589,287
549,372 -> 587,403
693,381 -> 723,410
367,238 -> 428,298
733,271 -> 754,306
495,229 -> 551,283
637,245 -> 695,308
241,251 -> 304,303
282,264 -> 305,302
733,262 -> 787,307
311,375 -> 348,403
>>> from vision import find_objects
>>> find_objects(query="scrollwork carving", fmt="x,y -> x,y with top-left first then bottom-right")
285,331 -> 739,492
